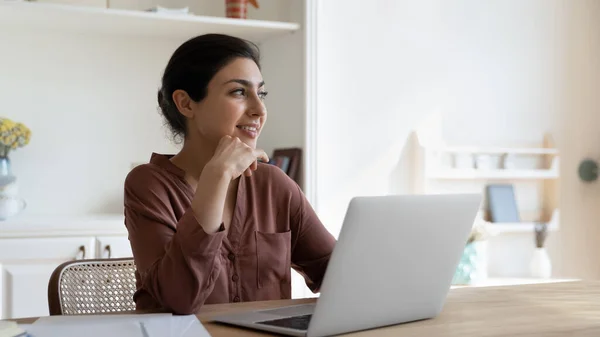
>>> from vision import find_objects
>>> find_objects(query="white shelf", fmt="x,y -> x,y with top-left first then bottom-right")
488,221 -> 559,234
451,278 -> 578,289
479,209 -> 560,234
428,146 -> 558,155
0,1 -> 300,42
428,169 -> 559,180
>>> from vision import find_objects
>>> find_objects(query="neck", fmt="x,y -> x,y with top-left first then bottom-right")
170,137 -> 216,184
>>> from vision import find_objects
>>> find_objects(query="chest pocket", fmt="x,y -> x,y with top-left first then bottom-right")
255,230 -> 291,288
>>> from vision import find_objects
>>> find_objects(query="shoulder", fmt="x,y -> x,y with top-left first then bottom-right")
125,163 -> 170,194
124,163 -> 183,210
252,162 -> 299,192
251,163 -> 306,211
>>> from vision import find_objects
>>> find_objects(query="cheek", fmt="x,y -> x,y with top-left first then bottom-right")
221,100 -> 246,123
224,101 -> 244,119
195,100 -> 243,134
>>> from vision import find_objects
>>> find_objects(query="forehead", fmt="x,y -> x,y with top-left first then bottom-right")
212,57 -> 263,84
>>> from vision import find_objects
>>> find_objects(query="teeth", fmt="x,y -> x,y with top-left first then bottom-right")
239,126 -> 257,131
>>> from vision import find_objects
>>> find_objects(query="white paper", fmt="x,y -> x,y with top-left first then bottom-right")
33,313 -> 172,325
171,315 -> 211,337
21,313 -> 211,337
17,323 -> 32,330
27,320 -> 145,337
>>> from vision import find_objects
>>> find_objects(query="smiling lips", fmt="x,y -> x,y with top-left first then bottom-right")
236,123 -> 260,139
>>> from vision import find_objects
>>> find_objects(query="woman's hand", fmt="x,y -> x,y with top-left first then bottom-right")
207,135 -> 269,180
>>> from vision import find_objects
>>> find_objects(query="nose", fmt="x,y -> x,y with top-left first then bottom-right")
247,95 -> 267,117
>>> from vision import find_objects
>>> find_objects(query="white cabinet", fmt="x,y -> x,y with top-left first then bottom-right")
0,263 -> 58,320
95,235 -> 133,259
0,214 -> 129,319
0,237 -> 96,319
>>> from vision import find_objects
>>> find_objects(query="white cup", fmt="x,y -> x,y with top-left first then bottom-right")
0,196 -> 26,220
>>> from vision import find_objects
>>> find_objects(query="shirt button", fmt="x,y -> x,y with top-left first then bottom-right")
233,296 -> 240,302
228,253 -> 235,261
232,274 -> 239,282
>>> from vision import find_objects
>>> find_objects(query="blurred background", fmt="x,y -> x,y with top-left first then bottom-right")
0,0 -> 598,320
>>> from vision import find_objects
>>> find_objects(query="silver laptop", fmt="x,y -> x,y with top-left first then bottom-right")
212,193 -> 482,337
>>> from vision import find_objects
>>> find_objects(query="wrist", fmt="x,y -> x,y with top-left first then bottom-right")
203,161 -> 231,182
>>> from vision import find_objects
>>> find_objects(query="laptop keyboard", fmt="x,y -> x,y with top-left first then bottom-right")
257,314 -> 313,331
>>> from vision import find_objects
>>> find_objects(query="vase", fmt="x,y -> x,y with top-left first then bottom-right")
452,241 -> 488,285
0,156 -> 16,189
226,0 -> 248,19
0,156 -> 26,220
530,247 -> 552,278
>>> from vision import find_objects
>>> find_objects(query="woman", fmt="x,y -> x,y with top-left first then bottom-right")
123,33 -> 336,315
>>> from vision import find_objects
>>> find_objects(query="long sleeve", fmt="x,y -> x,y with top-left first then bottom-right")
124,166 -> 226,315
289,183 -> 337,293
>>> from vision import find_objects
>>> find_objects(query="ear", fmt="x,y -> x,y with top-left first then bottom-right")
172,89 -> 195,118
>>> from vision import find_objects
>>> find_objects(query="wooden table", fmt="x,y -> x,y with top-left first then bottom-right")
12,280 -> 600,336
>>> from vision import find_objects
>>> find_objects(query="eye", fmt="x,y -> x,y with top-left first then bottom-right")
230,88 -> 245,96
258,90 -> 269,100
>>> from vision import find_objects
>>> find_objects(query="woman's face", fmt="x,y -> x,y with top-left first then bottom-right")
179,57 -> 267,149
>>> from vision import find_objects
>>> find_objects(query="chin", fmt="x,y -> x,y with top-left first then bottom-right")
239,135 -> 259,148
245,140 -> 258,149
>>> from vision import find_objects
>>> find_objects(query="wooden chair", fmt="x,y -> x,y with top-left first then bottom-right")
47,258 -> 137,315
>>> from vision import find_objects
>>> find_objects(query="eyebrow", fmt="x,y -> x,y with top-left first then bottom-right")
223,79 -> 265,87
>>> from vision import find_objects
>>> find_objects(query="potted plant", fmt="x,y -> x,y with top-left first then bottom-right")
452,219 -> 491,285
530,223 -> 551,278
0,117 -> 31,219
0,118 -> 31,176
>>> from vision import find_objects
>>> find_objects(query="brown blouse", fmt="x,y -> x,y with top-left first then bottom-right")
123,153 -> 336,314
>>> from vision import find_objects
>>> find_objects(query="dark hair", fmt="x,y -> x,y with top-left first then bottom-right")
157,34 -> 261,142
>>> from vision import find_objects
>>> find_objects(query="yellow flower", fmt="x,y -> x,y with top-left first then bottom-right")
0,118 -> 31,152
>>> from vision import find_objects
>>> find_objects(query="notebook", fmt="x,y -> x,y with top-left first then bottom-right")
486,184 -> 520,223
0,321 -> 26,337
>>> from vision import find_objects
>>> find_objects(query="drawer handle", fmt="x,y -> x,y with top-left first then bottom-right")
104,245 -> 112,259
76,245 -> 86,260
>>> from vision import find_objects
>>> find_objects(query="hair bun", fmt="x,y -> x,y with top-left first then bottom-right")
157,89 -> 164,104
157,89 -> 169,110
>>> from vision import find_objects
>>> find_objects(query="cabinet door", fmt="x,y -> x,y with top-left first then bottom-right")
0,237 -> 95,319
96,235 -> 133,259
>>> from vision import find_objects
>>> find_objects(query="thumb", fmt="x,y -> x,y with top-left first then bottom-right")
254,149 -> 269,163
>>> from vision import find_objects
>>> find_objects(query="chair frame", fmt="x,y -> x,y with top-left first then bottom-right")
48,258 -> 137,316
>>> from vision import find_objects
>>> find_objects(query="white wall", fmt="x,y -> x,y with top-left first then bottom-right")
0,0 -> 302,217
0,30 -> 182,215
315,0 -> 566,277
316,0 -> 450,236
439,0 -> 563,147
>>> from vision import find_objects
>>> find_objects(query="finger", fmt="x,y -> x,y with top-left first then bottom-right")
250,160 -> 258,171
254,149 -> 269,163
217,135 -> 233,148
244,167 -> 253,177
